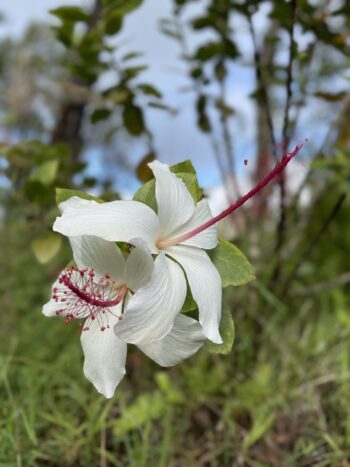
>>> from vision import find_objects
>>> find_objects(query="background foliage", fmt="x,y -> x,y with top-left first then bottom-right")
0,0 -> 350,465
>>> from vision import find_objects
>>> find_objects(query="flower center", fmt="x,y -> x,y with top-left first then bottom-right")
53,267 -> 127,332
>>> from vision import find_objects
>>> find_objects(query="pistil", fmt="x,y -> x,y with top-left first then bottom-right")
157,143 -> 303,249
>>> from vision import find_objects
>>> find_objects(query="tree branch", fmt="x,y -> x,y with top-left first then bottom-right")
273,0 -> 297,282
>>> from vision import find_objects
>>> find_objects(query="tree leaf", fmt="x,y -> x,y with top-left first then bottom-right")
105,11 -> 123,35
90,108 -> 112,123
32,232 -> 62,264
55,188 -> 104,205
50,7 -> 89,22
124,66 -> 148,80
314,91 -> 346,102
103,0 -> 143,16
29,160 -> 59,186
136,153 -> 155,182
148,102 -> 174,112
52,21 -> 75,47
122,52 -> 143,61
196,94 -> 211,132
208,238 -> 255,287
204,307 -> 235,354
123,103 -> 145,135
137,83 -> 162,98
195,42 -> 224,61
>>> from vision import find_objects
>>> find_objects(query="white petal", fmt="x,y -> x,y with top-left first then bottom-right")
114,255 -> 186,345
167,245 -> 223,344
42,279 -> 67,317
70,236 -> 125,283
123,239 -> 154,292
81,307 -> 127,399
42,276 -> 91,318
138,313 -> 205,367
53,198 -> 160,253
59,196 -> 98,213
168,199 -> 218,249
149,160 -> 195,239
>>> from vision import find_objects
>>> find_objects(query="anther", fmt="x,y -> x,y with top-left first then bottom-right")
52,267 -> 126,332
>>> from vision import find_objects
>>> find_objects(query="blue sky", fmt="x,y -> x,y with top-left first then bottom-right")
0,0 -> 259,194
1,0 -> 344,201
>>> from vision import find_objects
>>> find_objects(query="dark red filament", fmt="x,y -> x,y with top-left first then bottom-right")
53,267 -> 124,331
60,271 -> 122,308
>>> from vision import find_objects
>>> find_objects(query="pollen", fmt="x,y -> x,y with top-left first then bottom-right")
53,267 -> 125,332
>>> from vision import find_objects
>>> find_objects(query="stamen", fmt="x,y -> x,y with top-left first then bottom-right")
157,143 -> 303,249
53,267 -> 126,332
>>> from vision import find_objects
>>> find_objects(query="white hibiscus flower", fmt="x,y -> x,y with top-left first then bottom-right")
53,161 -> 223,344
43,236 -> 205,398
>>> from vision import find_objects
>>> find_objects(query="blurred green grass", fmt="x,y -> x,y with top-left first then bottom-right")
1,244 -> 350,466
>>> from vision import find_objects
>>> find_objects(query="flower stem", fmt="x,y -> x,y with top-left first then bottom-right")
165,143 -> 303,247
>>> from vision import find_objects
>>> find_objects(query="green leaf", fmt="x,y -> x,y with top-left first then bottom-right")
208,238 -> 255,287
137,83 -> 162,98
314,91 -> 346,102
132,160 -> 202,210
29,160 -> 59,186
52,21 -> 75,47
148,102 -> 174,112
105,11 -> 123,35
133,179 -> 157,212
205,307 -> 235,354
50,6 -> 89,22
171,160 -> 196,175
123,103 -> 145,135
195,40 -> 238,61
122,51 -> 143,61
136,153 -> 155,182
196,94 -> 211,132
90,108 -> 112,123
124,66 -> 148,80
195,42 -> 224,61
174,172 -> 201,203
32,232 -> 62,264
55,188 -> 104,205
181,287 -> 197,313
103,0 -> 143,16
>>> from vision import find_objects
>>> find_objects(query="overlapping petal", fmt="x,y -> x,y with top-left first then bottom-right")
70,235 -> 125,283
114,254 -> 186,345
138,313 -> 205,367
167,245 -> 223,344
149,161 -> 195,239
81,306 -> 127,399
167,199 -> 218,250
54,197 -> 160,253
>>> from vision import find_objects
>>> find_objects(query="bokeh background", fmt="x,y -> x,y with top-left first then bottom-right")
1,0 -> 350,465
